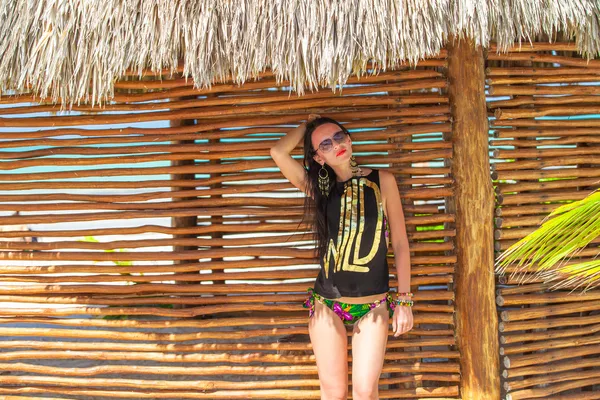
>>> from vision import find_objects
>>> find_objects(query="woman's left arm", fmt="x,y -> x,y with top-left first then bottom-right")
380,170 -> 411,293
380,170 -> 413,336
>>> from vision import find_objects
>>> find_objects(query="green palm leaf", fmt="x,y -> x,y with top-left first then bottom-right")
495,189 -> 600,292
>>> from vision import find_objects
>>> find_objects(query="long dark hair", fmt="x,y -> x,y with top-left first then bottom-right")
301,117 -> 352,263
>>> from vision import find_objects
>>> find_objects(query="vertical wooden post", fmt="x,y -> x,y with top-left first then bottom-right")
446,37 -> 500,399
170,115 -> 198,309
170,119 -> 198,239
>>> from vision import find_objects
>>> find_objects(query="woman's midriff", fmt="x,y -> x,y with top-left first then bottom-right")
324,292 -> 389,304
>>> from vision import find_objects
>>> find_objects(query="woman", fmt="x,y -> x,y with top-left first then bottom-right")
270,114 -> 413,400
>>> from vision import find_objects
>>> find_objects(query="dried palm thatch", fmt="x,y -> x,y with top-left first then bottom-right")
0,0 -> 599,106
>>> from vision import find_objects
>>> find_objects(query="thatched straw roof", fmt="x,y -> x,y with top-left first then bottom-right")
1,0 -> 599,106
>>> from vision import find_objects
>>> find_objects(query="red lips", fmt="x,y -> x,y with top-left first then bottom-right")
336,149 -> 347,157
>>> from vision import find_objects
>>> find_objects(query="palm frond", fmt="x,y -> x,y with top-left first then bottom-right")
495,189 -> 600,292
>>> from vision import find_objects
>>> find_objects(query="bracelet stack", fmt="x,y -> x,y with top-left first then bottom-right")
394,292 -> 414,307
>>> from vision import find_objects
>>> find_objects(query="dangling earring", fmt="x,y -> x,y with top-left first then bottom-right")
318,165 -> 330,197
350,155 -> 362,177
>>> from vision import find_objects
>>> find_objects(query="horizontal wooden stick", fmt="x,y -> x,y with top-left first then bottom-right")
495,177 -> 600,194
0,386 -> 321,399
0,99 -> 450,127
492,136 -> 600,148
499,314 -> 600,333
0,81 -> 447,116
489,95 -> 600,109
494,214 -> 548,228
0,363 -> 460,391
507,376 -> 600,400
0,375 -> 457,394
0,222 -> 313,241
501,333 -> 600,355
0,122 -> 453,151
492,166 -> 600,181
495,106 -> 600,120
0,112 -> 449,140
1,233 -> 454,253
496,282 -> 555,296
0,139 -> 452,161
0,258 -> 312,274
487,52 -> 600,68
0,165 -> 450,191
495,204 -> 564,218
504,345 -> 600,369
0,275 -> 456,294
486,67 -> 600,76
0,147 -> 451,171
0,245 -> 320,260
0,349 -> 458,364
503,356 -> 600,379
498,291 -> 600,306
0,361 -> 318,376
492,156 -> 599,172
0,158 -> 273,180
501,300 -> 600,322
0,205 -> 299,225
0,297 -> 452,316
0,171 -> 283,190
504,369 -> 600,393
0,318 -> 453,339
0,385 -> 459,399
491,118 -> 600,128
0,375 -> 321,390
0,257 -> 454,275
487,43 -> 581,52
0,212 -> 452,237
490,84 -> 600,96
114,67 -> 446,91
0,188 -> 441,211
0,233 -> 316,251
0,318 -> 454,343
501,323 -> 600,345
493,127 -> 600,138
0,149 -> 452,180
496,188 -> 595,205
2,335 -> 455,353
0,326 -> 304,341
0,269 -> 451,286
487,75 -> 600,85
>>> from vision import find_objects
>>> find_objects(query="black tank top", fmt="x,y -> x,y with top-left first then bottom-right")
313,168 -> 390,298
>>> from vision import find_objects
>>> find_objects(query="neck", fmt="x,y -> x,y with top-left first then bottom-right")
333,162 -> 360,182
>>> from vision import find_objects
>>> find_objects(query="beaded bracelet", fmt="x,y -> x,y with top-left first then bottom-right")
393,292 -> 414,307
394,299 -> 414,307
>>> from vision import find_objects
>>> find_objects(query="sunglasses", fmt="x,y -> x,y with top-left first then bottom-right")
315,130 -> 349,153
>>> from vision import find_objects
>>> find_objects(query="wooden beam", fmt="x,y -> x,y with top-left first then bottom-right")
446,37 -> 500,399
170,105 -> 199,308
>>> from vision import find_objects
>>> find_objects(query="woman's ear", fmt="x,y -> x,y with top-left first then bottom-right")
312,153 -> 324,165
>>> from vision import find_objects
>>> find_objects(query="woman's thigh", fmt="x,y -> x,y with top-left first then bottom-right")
350,303 -> 390,397
308,300 -> 349,398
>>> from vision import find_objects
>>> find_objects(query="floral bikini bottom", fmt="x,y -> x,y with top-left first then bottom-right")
303,287 -> 396,326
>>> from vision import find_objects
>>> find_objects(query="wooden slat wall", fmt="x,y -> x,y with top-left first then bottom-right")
0,56 -> 459,398
488,43 -> 600,400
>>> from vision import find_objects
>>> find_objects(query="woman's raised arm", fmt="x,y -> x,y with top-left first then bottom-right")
269,114 -> 319,196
